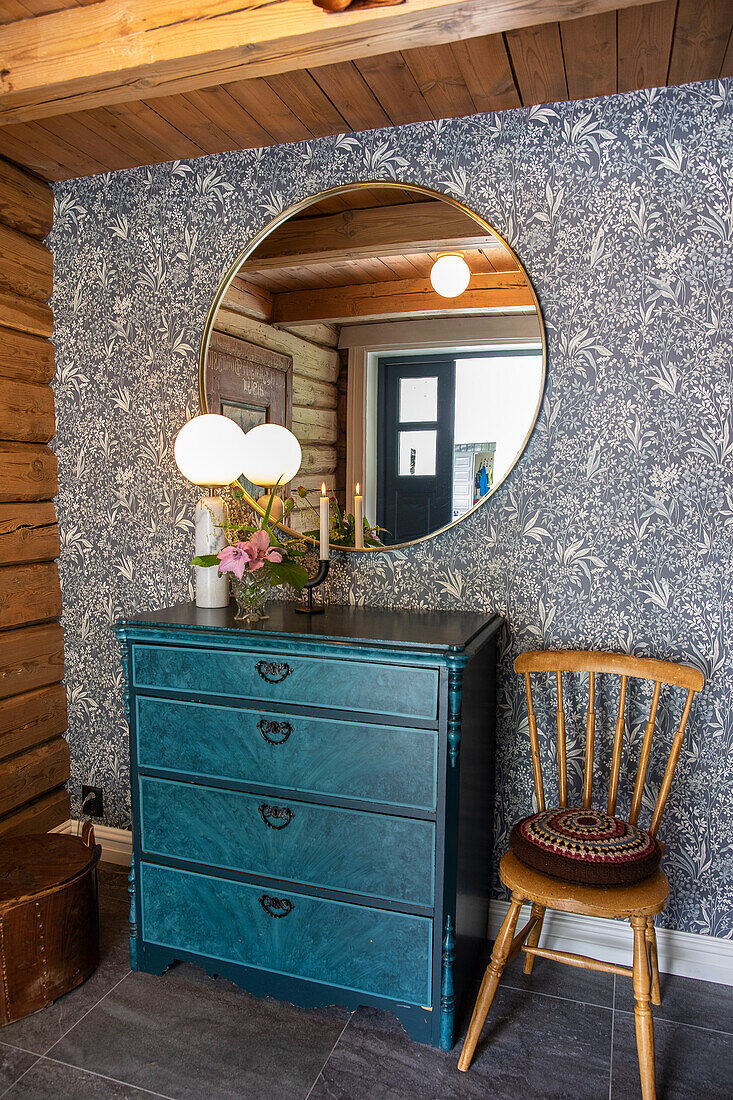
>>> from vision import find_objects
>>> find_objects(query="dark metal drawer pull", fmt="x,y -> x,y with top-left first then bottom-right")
256,660 -> 293,684
258,803 -> 294,829
257,719 -> 293,745
259,894 -> 293,918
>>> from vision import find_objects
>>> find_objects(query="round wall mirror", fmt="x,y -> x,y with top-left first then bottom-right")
199,182 -> 546,551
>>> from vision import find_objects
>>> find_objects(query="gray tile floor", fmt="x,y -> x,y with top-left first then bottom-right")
1,867 -> 731,1099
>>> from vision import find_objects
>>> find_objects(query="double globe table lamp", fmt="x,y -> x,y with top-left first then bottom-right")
174,414 -> 327,611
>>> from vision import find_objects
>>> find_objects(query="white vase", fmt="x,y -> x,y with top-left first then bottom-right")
194,495 -> 229,608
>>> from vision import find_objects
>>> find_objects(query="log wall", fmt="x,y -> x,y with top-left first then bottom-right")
0,155 -> 69,838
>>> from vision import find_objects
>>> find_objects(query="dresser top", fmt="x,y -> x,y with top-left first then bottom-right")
117,601 -> 501,655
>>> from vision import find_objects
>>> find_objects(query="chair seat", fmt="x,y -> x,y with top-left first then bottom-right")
500,851 -> 669,919
509,806 -> 662,886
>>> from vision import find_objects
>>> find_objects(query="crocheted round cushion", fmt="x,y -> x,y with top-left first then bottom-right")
509,807 -> 662,886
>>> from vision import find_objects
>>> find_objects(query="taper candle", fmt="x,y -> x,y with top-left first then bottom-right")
319,483 -> 330,560
354,482 -> 364,549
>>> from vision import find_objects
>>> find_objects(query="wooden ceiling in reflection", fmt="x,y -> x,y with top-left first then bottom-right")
0,0 -> 731,182
242,189 -> 521,293
222,188 -> 533,326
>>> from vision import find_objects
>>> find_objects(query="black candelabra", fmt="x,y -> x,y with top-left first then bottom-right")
294,559 -> 330,614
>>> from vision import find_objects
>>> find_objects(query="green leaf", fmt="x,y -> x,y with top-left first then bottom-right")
191,554 -> 220,568
267,560 -> 309,592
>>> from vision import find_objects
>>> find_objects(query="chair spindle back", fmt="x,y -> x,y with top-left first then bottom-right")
514,651 -> 704,836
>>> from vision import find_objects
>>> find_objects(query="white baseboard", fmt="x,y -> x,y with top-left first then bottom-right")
489,900 -> 733,988
53,819 -> 132,867
51,819 -> 731,986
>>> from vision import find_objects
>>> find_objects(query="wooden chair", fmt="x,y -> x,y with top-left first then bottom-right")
458,650 -> 705,1099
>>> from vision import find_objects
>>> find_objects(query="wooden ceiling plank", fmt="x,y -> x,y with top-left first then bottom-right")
379,254 -> 424,280
0,0 -> 663,125
55,109 -> 163,170
561,12 -> 618,99
115,99 -> 207,161
668,0 -> 733,85
308,61 -> 392,132
0,123 -> 68,179
2,118 -> 107,177
483,248 -> 521,272
149,93 -> 246,155
244,270 -> 295,293
264,71 -> 349,138
36,110 -> 140,171
225,78 -> 312,144
353,51 -> 433,125
369,187 -> 423,205
299,194 -> 357,215
450,33 -> 522,113
183,86 -> 274,148
722,26 -> 733,77
401,42 -> 476,119
81,106 -> 175,166
505,22 -> 569,105
0,3 -> 34,24
8,0 -> 80,15
618,0 -> 677,91
243,201 -> 491,270
346,257 -> 395,284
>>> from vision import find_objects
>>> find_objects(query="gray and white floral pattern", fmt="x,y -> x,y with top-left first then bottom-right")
50,79 -> 733,938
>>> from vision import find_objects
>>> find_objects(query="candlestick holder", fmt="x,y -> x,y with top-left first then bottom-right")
294,559 -> 330,614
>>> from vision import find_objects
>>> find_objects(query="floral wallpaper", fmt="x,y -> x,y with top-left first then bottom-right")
50,79 -> 733,938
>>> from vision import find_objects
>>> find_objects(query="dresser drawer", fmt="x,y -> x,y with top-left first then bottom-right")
131,645 -> 438,721
140,862 -> 432,1006
139,777 -> 435,907
136,697 -> 437,811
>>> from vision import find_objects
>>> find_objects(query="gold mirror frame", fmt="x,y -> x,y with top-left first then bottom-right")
198,181 -> 547,552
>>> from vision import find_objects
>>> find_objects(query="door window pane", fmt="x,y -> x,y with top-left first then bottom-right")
398,430 -> 437,476
399,377 -> 438,423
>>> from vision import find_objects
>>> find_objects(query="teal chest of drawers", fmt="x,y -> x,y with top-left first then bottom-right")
115,602 -> 501,1049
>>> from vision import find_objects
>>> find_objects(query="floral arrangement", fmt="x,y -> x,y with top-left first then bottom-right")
192,486 -> 309,620
217,529 -> 284,578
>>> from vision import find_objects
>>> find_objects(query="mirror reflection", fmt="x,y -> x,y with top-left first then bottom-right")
200,183 -> 545,550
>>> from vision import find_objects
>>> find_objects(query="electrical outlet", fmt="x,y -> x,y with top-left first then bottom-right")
81,784 -> 103,818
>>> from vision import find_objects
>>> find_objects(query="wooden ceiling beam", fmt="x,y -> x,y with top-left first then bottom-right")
271,271 -> 535,324
240,200 -> 507,271
0,0 -> 670,126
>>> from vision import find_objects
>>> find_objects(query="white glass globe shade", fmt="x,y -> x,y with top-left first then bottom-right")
241,424 -> 302,487
174,414 -> 247,486
430,254 -> 471,298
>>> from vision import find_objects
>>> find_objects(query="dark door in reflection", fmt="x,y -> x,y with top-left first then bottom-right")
377,356 -> 455,545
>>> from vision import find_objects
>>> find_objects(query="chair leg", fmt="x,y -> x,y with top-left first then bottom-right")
632,915 -> 656,1100
646,918 -> 661,1006
458,893 -> 524,1072
522,903 -> 546,975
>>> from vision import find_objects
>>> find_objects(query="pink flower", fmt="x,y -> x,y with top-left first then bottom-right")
217,530 -> 283,579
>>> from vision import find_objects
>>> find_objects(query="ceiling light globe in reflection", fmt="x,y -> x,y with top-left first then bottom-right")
241,424 -> 302,488
430,253 -> 471,298
174,413 -> 247,486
